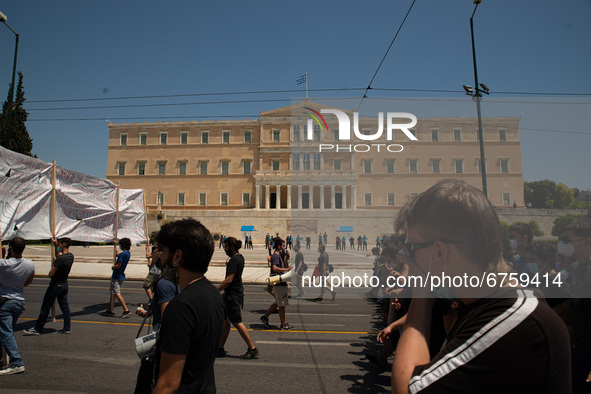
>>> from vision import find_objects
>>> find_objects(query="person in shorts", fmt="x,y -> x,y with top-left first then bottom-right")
260,238 -> 293,330
101,238 -> 132,318
217,237 -> 258,359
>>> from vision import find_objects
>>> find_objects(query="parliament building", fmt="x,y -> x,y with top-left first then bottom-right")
106,100 -> 523,238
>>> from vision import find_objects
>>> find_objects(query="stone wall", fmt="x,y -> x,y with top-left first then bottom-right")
147,208 -> 588,243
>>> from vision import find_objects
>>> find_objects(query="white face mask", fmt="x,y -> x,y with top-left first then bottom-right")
508,238 -> 519,251
429,248 -> 455,300
557,241 -> 574,257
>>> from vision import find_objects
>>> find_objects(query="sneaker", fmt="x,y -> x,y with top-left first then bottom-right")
280,323 -> 293,330
23,328 -> 40,335
0,365 -> 25,375
121,310 -> 132,319
240,347 -> 259,360
100,310 -> 115,316
259,316 -> 271,329
331,290 -> 337,300
56,329 -> 70,334
216,348 -> 227,358
314,297 -> 323,302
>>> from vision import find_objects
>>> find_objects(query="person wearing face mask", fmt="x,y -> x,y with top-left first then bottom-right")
391,179 -> 571,394
559,218 -> 591,394
507,222 -> 534,280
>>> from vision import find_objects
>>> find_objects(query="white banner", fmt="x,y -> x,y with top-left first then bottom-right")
54,166 -> 118,242
117,188 -> 147,244
0,146 -> 146,242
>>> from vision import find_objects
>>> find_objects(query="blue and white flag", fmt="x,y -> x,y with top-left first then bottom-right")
296,73 -> 307,85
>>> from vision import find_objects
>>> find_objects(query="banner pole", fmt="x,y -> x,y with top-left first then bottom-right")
142,189 -> 150,263
114,183 -> 119,263
51,161 -> 57,322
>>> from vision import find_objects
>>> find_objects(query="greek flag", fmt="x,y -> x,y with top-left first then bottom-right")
296,74 -> 307,85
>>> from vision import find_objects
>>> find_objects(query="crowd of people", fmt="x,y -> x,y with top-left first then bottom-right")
1,178 -> 590,392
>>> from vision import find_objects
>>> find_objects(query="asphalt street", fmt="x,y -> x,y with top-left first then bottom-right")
2,278 -> 391,393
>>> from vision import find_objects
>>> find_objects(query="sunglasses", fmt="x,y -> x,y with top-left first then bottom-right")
559,236 -> 585,244
404,239 -> 460,259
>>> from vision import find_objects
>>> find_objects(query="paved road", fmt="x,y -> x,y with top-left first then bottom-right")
2,278 -> 391,393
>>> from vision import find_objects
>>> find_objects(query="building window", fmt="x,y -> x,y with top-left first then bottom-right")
180,132 -> 188,145
293,125 -> 300,142
222,130 -> 230,144
244,130 -> 252,143
499,128 -> 507,141
271,160 -> 280,171
273,130 -> 280,142
333,129 -> 339,141
431,129 -> 439,142
409,129 -> 417,138
333,159 -> 342,171
476,159 -> 487,173
453,128 -> 462,142
242,193 -> 250,206
502,192 -> 511,206
157,192 -> 164,206
177,193 -> 185,206
363,129 -> 372,136
432,159 -> 441,174
221,161 -> 229,175
201,131 -> 209,144
386,159 -> 395,174
138,162 -> 146,176
410,192 -> 419,198
387,192 -> 396,206
139,133 -> 147,146
120,134 -> 127,146
409,159 -> 418,174
364,193 -> 372,206
313,154 -> 321,170
242,161 -> 251,175
158,162 -> 166,175
199,161 -> 208,175
303,154 -> 311,170
199,193 -> 207,206
178,162 -> 187,175
220,193 -> 228,206
313,124 -> 321,141
362,159 -> 372,174
454,159 -> 464,174
292,154 -> 300,171
160,132 -> 168,145
500,159 -> 509,174
117,162 -> 126,176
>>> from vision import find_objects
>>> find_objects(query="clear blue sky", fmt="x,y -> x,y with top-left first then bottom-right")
1,0 -> 590,189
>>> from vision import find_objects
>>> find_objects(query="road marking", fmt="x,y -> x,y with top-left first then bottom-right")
215,359 -> 360,370
255,340 -> 353,346
18,317 -> 374,334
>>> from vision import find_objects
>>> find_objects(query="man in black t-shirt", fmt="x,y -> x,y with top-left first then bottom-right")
153,219 -> 224,393
24,237 -> 74,335
391,179 -> 571,394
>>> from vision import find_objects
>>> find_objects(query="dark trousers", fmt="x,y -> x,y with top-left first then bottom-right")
34,282 -> 71,332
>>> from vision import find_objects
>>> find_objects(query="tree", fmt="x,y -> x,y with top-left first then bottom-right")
523,180 -> 575,209
551,213 -> 587,236
0,72 -> 34,155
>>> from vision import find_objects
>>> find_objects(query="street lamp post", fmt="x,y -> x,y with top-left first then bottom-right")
464,1 -> 489,197
0,11 -> 19,151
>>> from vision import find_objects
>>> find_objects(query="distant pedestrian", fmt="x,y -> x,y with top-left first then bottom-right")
24,237 -> 74,335
101,238 -> 132,318
306,235 -> 311,249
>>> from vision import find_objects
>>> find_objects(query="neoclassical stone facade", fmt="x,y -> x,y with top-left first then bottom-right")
106,100 -> 524,237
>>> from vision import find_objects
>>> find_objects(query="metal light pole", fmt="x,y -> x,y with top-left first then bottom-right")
465,1 -> 489,197
0,11 -> 19,150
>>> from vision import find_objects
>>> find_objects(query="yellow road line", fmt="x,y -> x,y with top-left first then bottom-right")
18,317 -> 375,334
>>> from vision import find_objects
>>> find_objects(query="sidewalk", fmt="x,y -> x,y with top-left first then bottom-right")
23,243 -> 375,285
